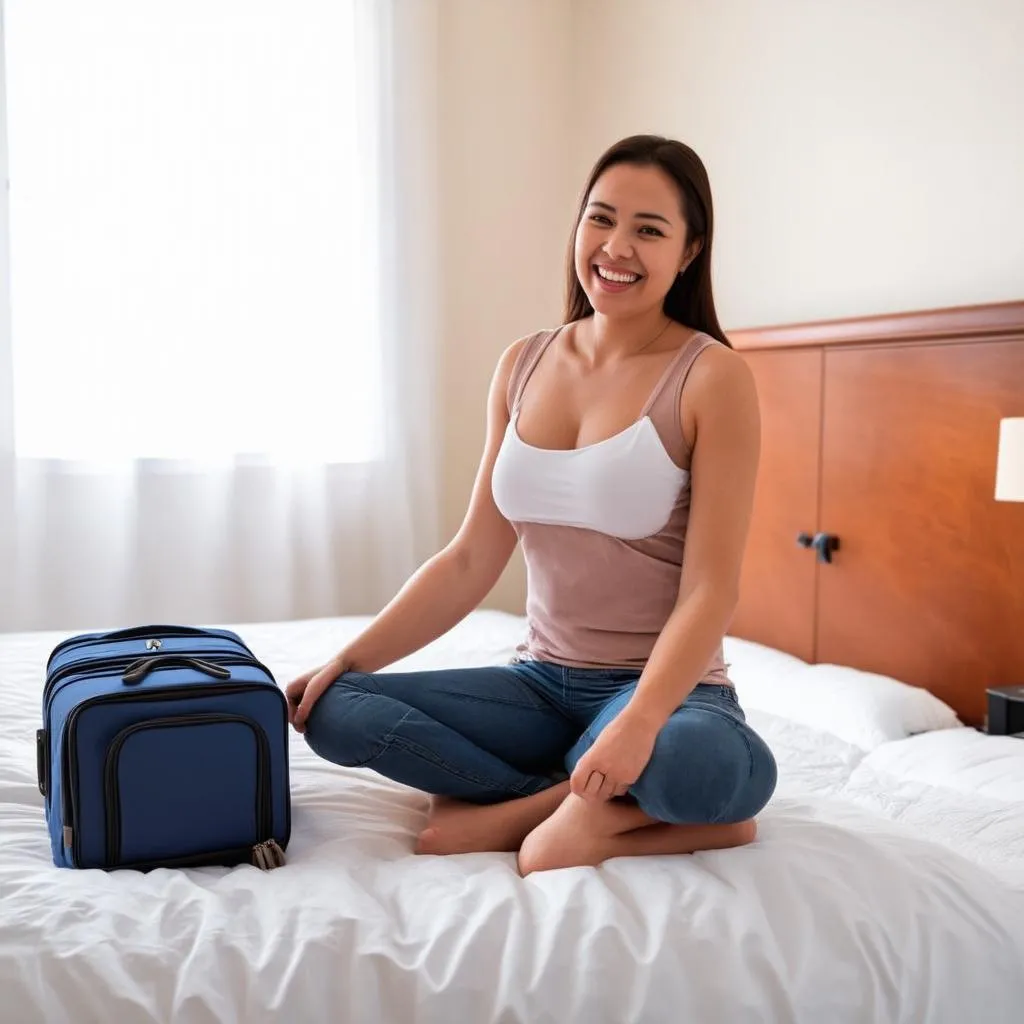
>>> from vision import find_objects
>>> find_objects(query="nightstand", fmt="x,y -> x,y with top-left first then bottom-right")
985,685 -> 1024,738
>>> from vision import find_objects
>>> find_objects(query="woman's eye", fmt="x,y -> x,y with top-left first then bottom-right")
589,214 -> 612,225
639,226 -> 665,237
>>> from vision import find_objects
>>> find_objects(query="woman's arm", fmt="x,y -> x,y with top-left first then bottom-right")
289,338 -> 526,728
335,337 -> 528,671
621,344 -> 761,731
339,338 -> 526,675
568,343 -> 761,800
622,346 -> 761,729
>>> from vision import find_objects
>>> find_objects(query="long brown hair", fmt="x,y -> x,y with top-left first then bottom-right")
564,135 -> 730,348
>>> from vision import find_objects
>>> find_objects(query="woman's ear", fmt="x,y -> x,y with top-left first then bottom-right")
681,239 -> 704,272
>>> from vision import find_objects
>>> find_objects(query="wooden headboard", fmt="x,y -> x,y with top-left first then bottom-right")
728,300 -> 1024,727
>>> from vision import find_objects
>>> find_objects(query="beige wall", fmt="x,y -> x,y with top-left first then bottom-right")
437,0 -> 574,611
570,0 -> 1024,328
439,0 -> 1024,613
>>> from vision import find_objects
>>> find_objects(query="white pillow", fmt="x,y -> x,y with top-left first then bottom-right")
723,636 -> 961,750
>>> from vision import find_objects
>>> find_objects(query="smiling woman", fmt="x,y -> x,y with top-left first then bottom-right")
288,134 -> 774,875
564,135 -> 731,349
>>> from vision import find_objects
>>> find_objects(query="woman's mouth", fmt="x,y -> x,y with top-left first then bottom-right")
593,264 -> 642,293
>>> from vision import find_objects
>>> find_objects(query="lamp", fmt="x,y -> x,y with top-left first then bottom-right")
987,417 -> 1024,736
995,418 -> 1024,503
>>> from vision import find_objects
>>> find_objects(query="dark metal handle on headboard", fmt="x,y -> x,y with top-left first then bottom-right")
796,531 -> 841,564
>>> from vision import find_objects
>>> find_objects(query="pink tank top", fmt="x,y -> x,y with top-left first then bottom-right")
492,324 -> 732,685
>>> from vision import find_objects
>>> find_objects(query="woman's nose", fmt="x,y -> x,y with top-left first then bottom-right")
602,228 -> 634,261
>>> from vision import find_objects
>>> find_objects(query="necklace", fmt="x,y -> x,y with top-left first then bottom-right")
575,317 -> 674,365
633,317 -> 674,355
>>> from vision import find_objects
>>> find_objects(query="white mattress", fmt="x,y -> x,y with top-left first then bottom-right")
2,611 -> 1023,1024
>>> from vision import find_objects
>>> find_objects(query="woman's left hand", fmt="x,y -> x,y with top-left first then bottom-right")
569,713 -> 661,802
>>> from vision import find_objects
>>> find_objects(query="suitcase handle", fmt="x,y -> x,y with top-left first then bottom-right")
122,655 -> 233,686
37,729 -> 48,797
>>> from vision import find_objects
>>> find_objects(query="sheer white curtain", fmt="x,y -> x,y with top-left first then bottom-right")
0,0 -> 440,632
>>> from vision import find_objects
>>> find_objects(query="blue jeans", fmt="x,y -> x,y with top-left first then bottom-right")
303,660 -> 778,825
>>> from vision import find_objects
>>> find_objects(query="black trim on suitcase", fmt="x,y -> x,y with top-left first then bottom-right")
103,713 -> 273,869
36,729 -> 48,797
113,843 -> 277,872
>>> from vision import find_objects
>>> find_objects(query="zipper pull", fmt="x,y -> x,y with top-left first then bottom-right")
251,839 -> 286,870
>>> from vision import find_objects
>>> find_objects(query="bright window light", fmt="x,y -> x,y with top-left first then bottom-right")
5,1 -> 383,463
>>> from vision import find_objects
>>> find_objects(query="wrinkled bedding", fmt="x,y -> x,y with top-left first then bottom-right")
2,611 -> 1022,1024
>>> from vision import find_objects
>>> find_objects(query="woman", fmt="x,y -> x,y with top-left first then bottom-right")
286,135 -> 778,875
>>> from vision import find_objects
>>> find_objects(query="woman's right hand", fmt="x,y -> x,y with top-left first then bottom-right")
285,651 -> 352,733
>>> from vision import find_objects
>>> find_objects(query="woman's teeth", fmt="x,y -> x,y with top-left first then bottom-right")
596,266 -> 640,284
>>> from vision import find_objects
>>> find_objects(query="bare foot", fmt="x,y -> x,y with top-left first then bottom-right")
415,783 -> 570,855
517,794 -> 757,875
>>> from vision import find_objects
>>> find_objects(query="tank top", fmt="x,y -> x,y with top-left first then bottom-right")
491,323 -> 732,685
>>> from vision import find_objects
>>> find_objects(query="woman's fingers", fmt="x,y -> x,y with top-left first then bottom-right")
285,667 -> 318,727
581,769 -> 618,802
293,671 -> 326,732
572,763 -> 626,802
293,658 -> 344,732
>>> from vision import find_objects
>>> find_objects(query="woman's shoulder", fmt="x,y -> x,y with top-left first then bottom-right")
494,326 -> 562,414
500,324 -> 564,369
682,334 -> 757,413
688,333 -> 750,375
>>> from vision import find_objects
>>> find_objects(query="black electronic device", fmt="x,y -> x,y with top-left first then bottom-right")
985,685 -> 1024,737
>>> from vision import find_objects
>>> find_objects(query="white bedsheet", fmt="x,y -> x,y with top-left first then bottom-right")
2,612 -> 1023,1024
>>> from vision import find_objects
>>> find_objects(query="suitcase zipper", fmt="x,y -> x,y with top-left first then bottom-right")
103,713 -> 273,869
47,625 -> 256,671
45,650 -> 272,714
251,838 -> 287,870
62,682 -> 289,867
115,844 -> 273,872
44,653 -> 276,758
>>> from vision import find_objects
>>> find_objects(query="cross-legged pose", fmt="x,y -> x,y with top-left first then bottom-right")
286,134 -> 778,874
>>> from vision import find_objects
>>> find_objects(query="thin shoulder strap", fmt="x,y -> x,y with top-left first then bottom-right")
648,332 -> 721,453
638,330 -> 710,418
506,326 -> 565,417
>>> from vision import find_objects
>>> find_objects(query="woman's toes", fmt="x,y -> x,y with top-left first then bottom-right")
516,828 -> 559,876
415,827 -> 440,855
516,798 -> 608,875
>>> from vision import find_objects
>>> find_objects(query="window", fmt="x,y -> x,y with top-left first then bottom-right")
5,1 -> 382,463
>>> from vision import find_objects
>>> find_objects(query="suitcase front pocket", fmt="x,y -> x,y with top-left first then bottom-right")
104,714 -> 273,869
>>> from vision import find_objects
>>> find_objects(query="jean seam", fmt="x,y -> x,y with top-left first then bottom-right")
448,691 -> 551,712
510,664 -> 579,725
709,713 -> 757,824
571,728 -> 596,758
379,713 -> 544,798
323,737 -> 387,770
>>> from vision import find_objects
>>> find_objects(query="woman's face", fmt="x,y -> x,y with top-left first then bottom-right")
573,162 -> 693,320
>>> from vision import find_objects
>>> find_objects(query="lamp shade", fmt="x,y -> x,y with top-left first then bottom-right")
995,417 -> 1024,502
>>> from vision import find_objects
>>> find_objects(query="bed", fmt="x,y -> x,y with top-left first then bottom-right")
2,301 -> 1023,1024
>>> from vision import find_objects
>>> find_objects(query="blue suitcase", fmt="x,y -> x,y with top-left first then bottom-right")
37,624 -> 291,871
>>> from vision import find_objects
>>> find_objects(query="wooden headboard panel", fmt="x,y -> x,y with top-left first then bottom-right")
728,300 -> 1024,727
